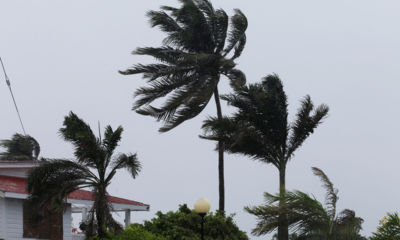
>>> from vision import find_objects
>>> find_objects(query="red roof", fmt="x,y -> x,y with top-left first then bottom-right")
0,175 -> 148,207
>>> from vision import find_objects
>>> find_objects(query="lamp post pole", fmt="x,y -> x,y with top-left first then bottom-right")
194,198 -> 211,240
200,213 -> 205,240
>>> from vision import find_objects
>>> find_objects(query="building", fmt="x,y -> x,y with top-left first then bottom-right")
0,161 -> 149,240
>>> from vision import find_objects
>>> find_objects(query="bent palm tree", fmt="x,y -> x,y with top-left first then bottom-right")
120,0 -> 247,211
0,133 -> 40,160
201,75 -> 329,240
245,167 -> 365,240
26,112 -> 141,238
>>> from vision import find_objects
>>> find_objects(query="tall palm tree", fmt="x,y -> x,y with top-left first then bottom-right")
201,75 -> 329,240
245,167 -> 366,240
0,133 -> 40,160
26,112 -> 141,238
120,0 -> 248,212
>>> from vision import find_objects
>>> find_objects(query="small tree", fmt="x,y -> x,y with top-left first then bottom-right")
371,213 -> 400,240
27,112 -> 141,238
245,167 -> 366,240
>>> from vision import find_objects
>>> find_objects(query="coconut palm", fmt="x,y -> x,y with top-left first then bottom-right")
26,112 -> 141,238
245,167 -> 366,240
0,133 -> 40,160
201,75 -> 329,240
120,0 -> 247,211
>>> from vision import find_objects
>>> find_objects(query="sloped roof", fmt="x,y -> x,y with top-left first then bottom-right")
0,175 -> 149,207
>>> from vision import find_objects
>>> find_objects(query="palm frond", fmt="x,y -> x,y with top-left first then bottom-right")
214,9 -> 228,53
200,115 -> 238,142
146,10 -> 182,33
59,112 -> 101,166
224,68 -> 246,90
102,125 -> 123,161
311,167 -> 338,220
287,96 -> 329,159
223,9 -> 248,59
108,153 -> 141,181
26,160 -> 94,215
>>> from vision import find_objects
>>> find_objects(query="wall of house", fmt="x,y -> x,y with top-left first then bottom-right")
0,198 -> 72,240
63,204 -> 72,240
0,197 -> 5,239
5,198 -> 24,240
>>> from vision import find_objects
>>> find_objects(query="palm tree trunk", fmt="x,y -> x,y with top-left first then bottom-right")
213,86 -> 225,212
96,186 -> 108,238
278,167 -> 289,240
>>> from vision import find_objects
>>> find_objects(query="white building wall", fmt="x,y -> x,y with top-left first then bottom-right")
63,204 -> 72,240
0,197 -> 6,239
6,198 -> 24,240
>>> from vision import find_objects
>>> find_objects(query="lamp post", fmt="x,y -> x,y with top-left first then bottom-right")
194,198 -> 210,240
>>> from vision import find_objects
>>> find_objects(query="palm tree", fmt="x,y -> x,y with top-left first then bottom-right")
119,0 -> 248,212
0,133 -> 40,160
26,112 -> 141,238
201,75 -> 329,240
245,167 -> 365,240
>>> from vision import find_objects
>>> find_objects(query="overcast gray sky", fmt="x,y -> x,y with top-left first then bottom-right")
1,0 -> 400,239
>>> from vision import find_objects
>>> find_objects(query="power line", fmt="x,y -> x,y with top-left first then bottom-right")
0,57 -> 27,135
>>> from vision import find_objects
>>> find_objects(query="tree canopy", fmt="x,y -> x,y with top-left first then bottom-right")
26,112 -> 141,238
0,133 -> 40,160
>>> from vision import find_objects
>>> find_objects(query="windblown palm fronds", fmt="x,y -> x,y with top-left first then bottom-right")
0,133 -> 40,160
245,167 -> 366,240
201,74 -> 329,240
120,0 -> 248,212
26,112 -> 141,238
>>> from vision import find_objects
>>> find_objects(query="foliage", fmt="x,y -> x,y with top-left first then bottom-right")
91,224 -> 166,240
0,133 -> 40,160
370,212 -> 400,240
120,0 -> 247,132
201,75 -> 329,170
26,112 -> 141,238
120,0 -> 248,212
245,167 -> 366,240
201,74 -> 329,240
138,204 -> 248,240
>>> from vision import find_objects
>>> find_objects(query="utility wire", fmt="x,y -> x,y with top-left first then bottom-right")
0,57 -> 27,135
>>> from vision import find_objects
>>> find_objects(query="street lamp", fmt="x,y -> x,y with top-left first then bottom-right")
194,198 -> 210,240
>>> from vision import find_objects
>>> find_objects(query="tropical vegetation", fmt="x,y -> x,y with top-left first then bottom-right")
245,167 -> 366,240
26,112 -> 141,238
100,225 -> 166,240
370,212 -> 400,240
0,133 -> 40,160
119,0 -> 248,211
201,74 -> 329,240
133,204 -> 248,240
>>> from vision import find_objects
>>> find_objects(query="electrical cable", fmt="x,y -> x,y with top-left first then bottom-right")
0,57 -> 27,135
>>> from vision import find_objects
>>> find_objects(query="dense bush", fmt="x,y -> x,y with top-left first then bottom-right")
111,224 -> 166,240
135,204 -> 248,240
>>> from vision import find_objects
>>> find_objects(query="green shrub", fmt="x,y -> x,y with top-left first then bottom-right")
140,204 -> 248,240
112,224 -> 166,240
